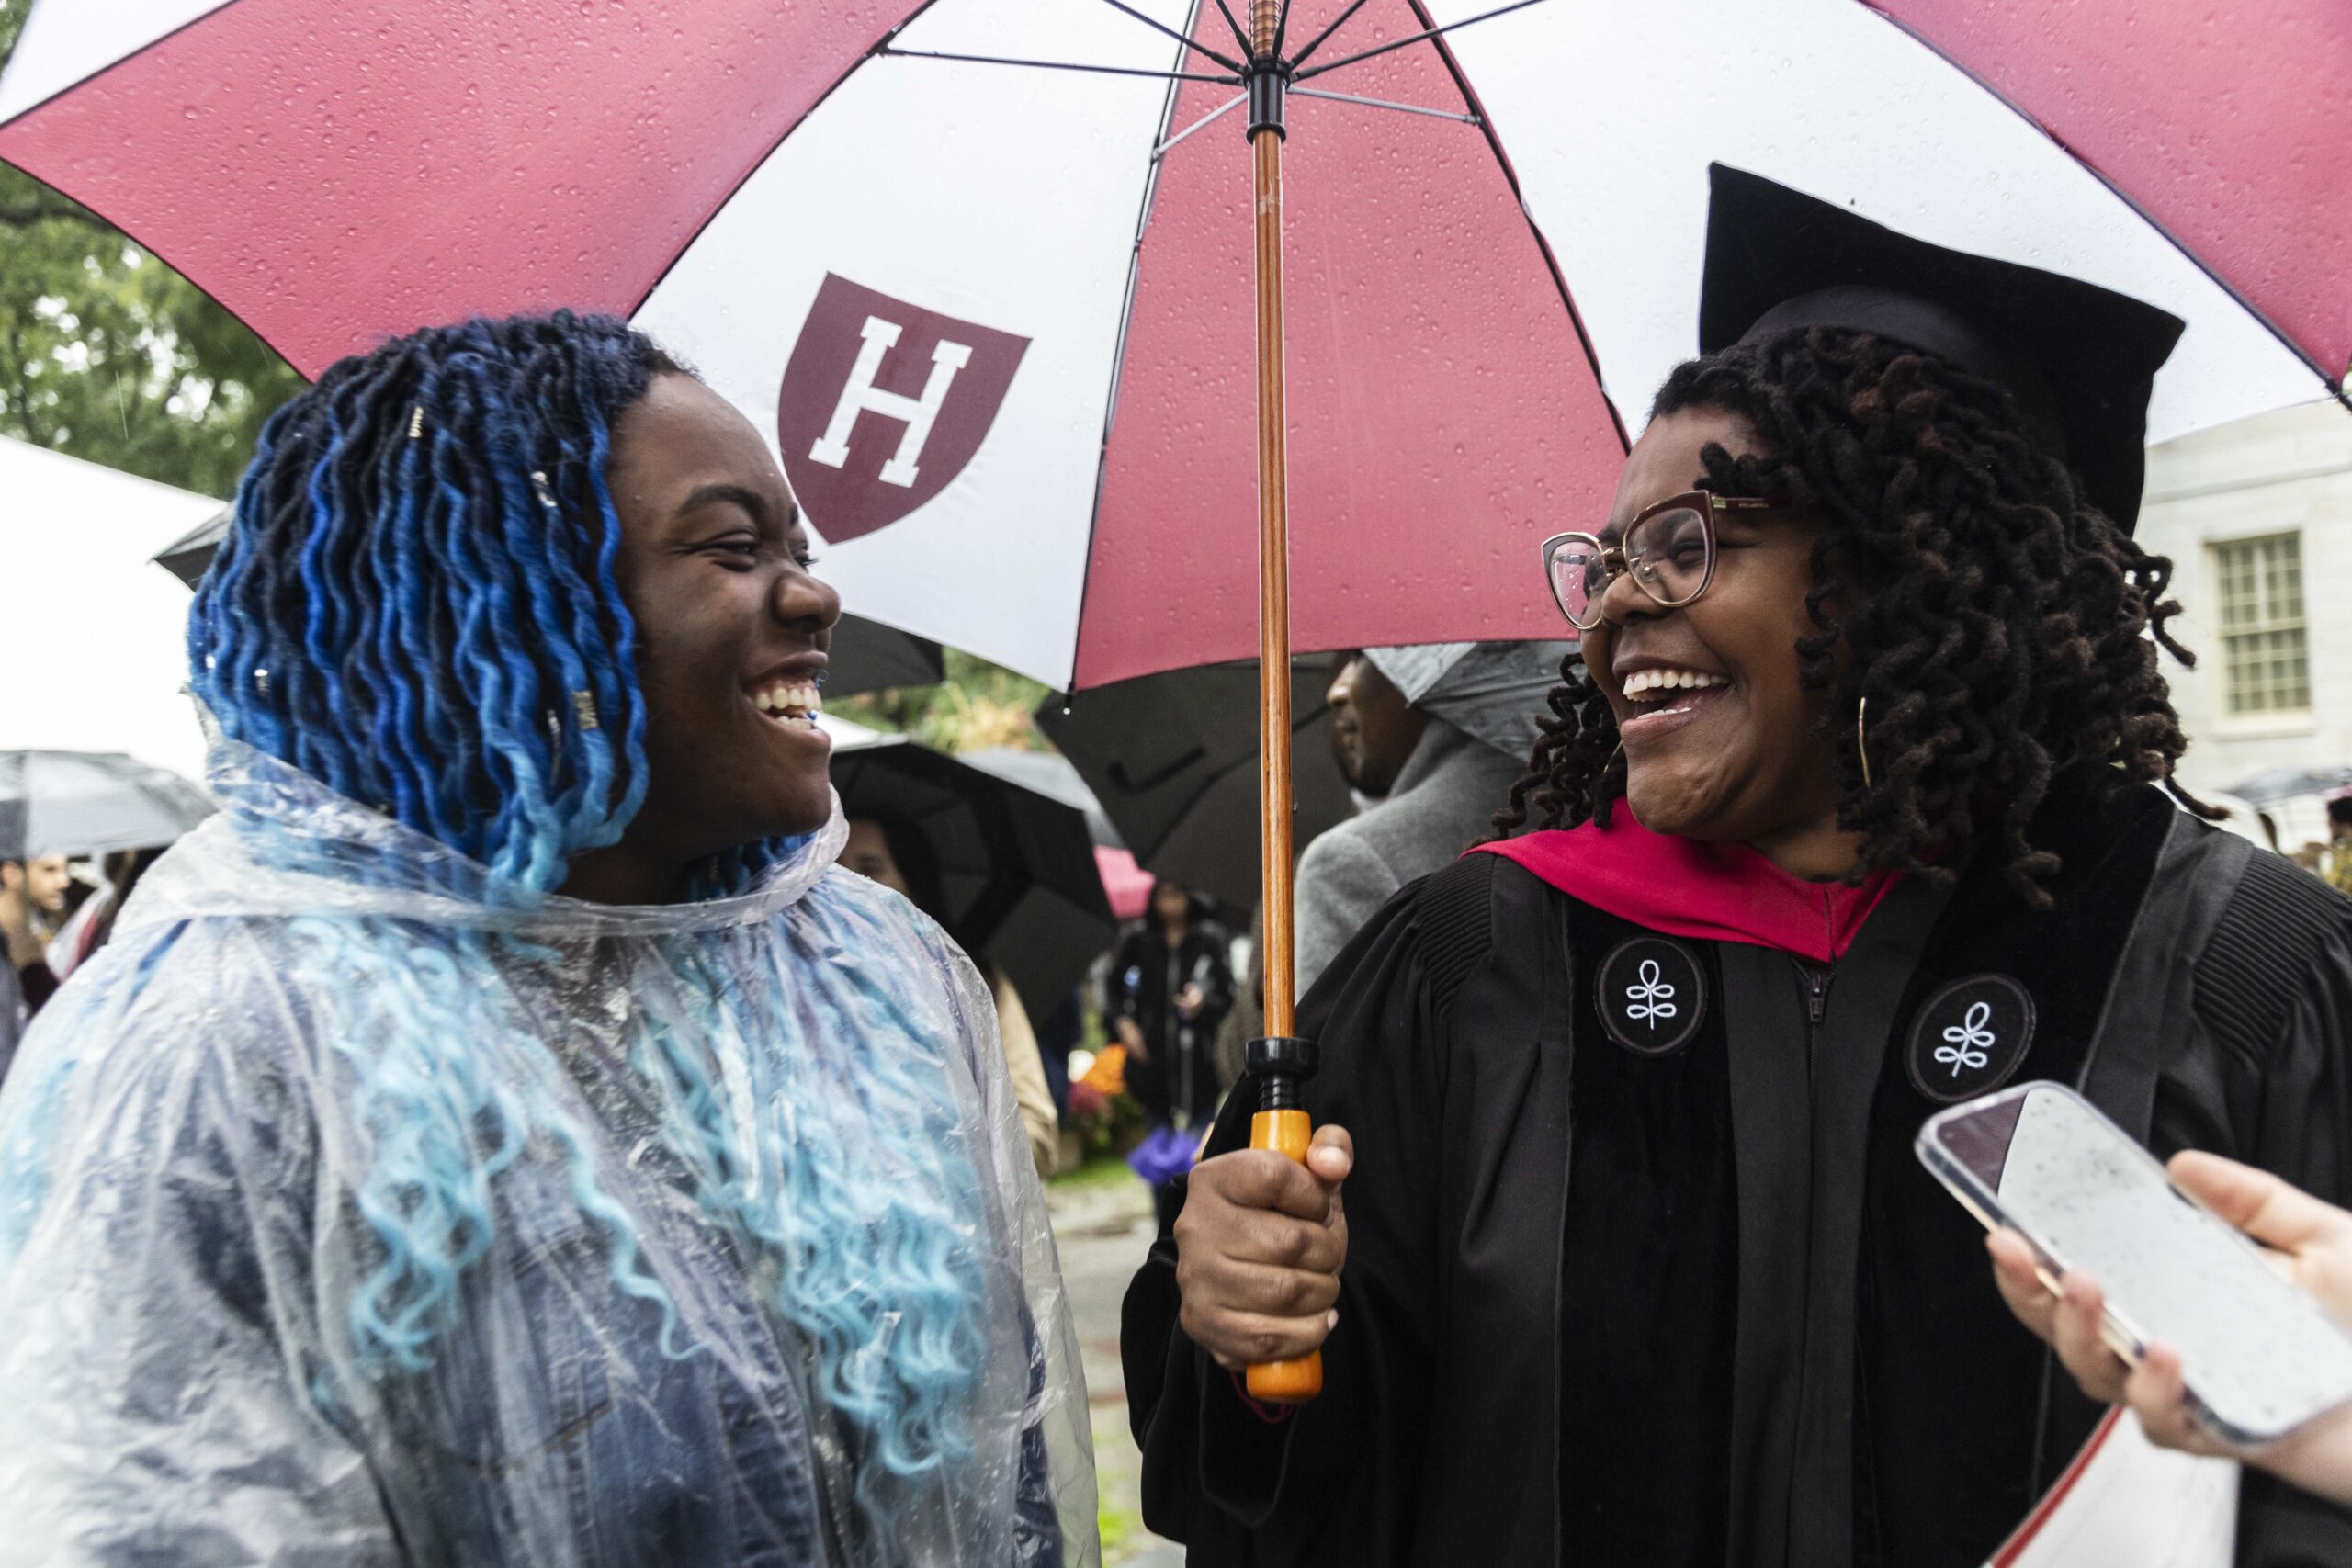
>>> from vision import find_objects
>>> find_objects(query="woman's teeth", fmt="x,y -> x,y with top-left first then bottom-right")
1622,668 -> 1728,705
753,681 -> 823,727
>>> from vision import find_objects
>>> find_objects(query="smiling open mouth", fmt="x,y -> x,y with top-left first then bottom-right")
752,680 -> 823,728
1620,667 -> 1729,731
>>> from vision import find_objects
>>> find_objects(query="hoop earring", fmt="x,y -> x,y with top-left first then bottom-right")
1856,695 -> 1872,790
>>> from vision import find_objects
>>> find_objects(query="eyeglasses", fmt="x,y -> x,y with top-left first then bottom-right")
1539,491 -> 1781,631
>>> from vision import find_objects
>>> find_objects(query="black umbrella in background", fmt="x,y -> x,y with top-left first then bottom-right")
151,510 -> 945,698
152,506 -> 234,591
0,750 -> 213,861
829,737 -> 1114,1023
2225,765 -> 2352,809
822,615 -> 946,697
957,746 -> 1122,849
1035,661 -> 1352,916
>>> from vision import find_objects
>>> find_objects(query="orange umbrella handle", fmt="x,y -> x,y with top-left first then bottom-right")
1245,1105 -> 1323,1403
1243,1035 -> 1322,1404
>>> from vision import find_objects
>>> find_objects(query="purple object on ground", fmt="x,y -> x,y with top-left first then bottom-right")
1127,1124 -> 1199,1189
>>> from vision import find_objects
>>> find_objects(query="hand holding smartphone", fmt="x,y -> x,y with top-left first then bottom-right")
1917,1081 -> 2352,1445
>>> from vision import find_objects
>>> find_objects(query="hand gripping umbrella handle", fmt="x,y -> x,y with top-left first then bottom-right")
1244,1035 -> 1322,1404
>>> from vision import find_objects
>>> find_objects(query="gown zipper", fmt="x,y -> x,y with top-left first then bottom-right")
1797,884 -> 1841,1024
1797,960 -> 1834,1026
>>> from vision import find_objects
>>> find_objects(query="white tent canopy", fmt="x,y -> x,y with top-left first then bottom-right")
0,435 -> 218,781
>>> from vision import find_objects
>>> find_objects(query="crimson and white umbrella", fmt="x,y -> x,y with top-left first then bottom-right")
7,0 -> 2342,1409
3,0 -> 2340,694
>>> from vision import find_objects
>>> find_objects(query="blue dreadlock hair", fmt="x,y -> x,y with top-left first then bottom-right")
189,310 -> 800,894
178,314 -> 989,1506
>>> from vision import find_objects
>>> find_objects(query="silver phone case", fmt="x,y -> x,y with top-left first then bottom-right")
1916,1079 -> 2352,1445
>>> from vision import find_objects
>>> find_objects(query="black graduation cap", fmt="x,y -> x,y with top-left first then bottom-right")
1697,164 -> 2186,531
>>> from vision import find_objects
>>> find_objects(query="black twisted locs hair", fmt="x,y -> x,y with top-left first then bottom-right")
1493,326 -> 2214,907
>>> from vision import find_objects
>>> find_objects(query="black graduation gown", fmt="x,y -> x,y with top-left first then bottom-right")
1123,781 -> 2352,1566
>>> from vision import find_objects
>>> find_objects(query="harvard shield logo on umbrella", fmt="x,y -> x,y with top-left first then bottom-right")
777,274 -> 1029,544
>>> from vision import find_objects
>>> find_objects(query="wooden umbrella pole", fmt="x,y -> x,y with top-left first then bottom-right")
1252,101 -> 1295,1040
1242,0 -> 1323,1406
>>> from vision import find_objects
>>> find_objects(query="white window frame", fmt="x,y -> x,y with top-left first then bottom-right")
2208,529 -> 2312,730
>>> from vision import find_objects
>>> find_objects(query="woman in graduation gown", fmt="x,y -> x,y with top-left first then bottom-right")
1120,166 -> 2352,1568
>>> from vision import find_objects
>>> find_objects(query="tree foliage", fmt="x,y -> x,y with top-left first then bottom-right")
834,649 -> 1050,753
0,0 -> 305,497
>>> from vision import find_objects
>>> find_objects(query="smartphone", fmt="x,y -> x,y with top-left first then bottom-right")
1917,1080 -> 2352,1444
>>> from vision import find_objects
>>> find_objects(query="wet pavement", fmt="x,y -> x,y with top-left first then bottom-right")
1046,1169 -> 1184,1567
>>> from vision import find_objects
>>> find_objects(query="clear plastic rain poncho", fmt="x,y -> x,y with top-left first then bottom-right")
0,733 -> 1095,1567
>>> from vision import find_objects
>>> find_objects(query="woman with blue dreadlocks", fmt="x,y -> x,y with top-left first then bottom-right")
0,313 -> 1093,1566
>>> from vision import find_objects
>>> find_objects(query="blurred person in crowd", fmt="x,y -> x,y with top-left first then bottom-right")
840,814 -> 1061,1179
1295,644 -> 1561,991
1992,1151 -> 2352,1509
1111,878 -> 1232,1228
1034,986 -> 1083,1113
1326,649 -> 1429,807
1212,907 -> 1266,1099
41,849 -> 163,987
0,946 -> 22,1085
0,313 -> 1088,1565
0,855 -> 71,1017
2325,795 -> 2352,894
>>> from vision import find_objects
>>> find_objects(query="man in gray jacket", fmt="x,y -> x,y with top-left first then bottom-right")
1292,640 -> 1567,991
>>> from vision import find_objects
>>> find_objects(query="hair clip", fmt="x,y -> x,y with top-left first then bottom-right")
254,667 -> 270,695
408,404 -> 424,441
530,470 -> 560,514
571,690 -> 599,731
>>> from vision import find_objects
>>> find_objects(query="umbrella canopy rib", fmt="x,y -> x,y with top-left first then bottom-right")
1287,0 -> 1376,69
1094,0 -> 1250,73
1287,88 -> 1477,125
876,47 -> 1237,85
1291,0 -> 1550,81
1153,94 -> 1251,159
1206,0 -> 1255,55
